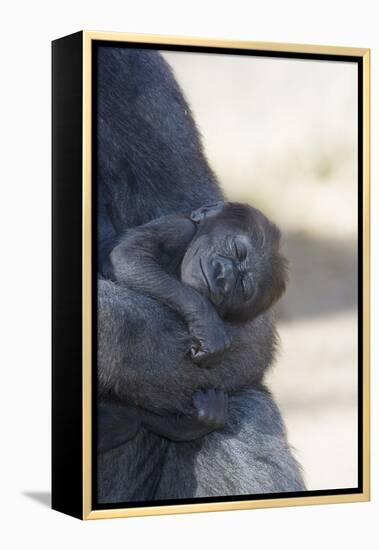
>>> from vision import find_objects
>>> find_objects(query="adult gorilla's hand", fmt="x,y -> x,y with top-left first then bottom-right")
139,389 -> 228,441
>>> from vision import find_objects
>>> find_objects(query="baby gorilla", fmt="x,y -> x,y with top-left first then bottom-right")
99,201 -> 287,451
111,201 -> 286,361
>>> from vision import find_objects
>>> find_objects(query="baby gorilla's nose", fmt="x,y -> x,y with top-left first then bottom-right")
215,274 -> 230,295
211,258 -> 234,303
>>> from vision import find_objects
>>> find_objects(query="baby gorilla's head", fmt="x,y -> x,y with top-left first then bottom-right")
181,201 -> 288,322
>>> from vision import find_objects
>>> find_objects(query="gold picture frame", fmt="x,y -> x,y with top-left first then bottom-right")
52,31 -> 370,520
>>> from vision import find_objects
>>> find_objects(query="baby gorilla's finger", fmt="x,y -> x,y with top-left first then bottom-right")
192,389 -> 207,406
204,388 -> 217,424
192,390 -> 207,418
192,389 -> 214,423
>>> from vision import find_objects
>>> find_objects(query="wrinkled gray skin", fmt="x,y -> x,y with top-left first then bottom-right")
96,45 -> 305,503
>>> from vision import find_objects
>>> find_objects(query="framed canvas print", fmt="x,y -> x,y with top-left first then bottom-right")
52,31 -> 370,520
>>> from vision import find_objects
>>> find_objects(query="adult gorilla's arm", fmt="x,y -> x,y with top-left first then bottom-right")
98,385 -> 306,503
97,278 -> 286,497
97,278 -> 277,415
97,283 -> 306,501
98,390 -> 228,452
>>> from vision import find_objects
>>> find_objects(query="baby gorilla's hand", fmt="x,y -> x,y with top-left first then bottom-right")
192,389 -> 228,431
188,305 -> 232,366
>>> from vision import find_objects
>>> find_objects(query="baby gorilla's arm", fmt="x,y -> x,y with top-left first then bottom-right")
98,390 -> 228,452
109,215 -> 231,364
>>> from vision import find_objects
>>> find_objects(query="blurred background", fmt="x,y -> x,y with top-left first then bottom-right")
163,51 -> 358,491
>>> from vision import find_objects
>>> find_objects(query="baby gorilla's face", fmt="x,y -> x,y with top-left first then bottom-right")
181,230 -> 254,312
180,202 -> 287,322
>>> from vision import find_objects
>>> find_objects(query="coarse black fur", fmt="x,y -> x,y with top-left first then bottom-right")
97,45 -> 222,270
96,45 -> 305,502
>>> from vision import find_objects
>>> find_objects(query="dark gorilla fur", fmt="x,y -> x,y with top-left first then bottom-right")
96,45 -> 305,502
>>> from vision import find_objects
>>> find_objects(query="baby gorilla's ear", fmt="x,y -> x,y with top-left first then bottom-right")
190,201 -> 225,223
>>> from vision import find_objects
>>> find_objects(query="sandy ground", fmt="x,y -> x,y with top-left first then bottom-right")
164,51 -> 359,491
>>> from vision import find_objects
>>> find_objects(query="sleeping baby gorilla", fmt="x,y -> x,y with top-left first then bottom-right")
99,200 -> 287,450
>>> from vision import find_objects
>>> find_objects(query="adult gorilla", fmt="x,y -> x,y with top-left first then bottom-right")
96,45 -> 305,503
